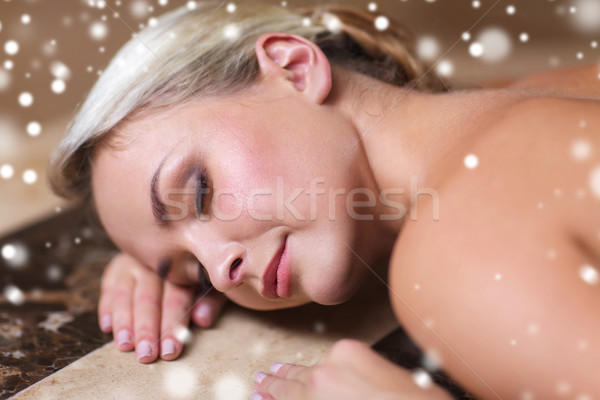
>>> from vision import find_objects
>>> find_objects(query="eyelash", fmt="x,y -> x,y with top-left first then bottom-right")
195,170 -> 210,216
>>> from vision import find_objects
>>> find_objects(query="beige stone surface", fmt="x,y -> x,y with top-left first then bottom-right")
14,272 -> 398,400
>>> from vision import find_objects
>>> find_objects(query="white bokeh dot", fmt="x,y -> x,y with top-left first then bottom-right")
223,24 -> 240,40
131,0 -> 150,18
469,42 -> 484,58
21,14 -> 31,24
4,285 -> 25,306
472,1 -> 481,8
412,368 -> 433,389
464,154 -> 479,169
18,92 -> 33,107
569,0 -> 600,33
2,242 -> 29,269
416,36 -> 440,60
556,381 -> 571,396
226,2 -> 236,13
2,244 -> 16,260
4,60 -> 13,70
528,323 -> 539,335
461,31 -> 471,41
579,264 -> 599,285
520,32 -> 529,42
51,79 -> 66,94
4,40 -> 19,56
159,0 -> 168,5
23,169 -> 37,184
521,391 -> 534,400
477,27 -> 512,62
1,164 -> 14,179
368,2 -> 378,12
374,15 -> 389,31
323,13 -> 342,33
47,264 -> 63,282
506,5 -> 516,14
187,1 -> 197,10
421,349 -> 441,371
26,121 -> 41,137
436,59 -> 454,77
213,374 -> 249,400
571,139 -> 592,161
50,61 -> 71,80
174,326 -> 192,344
163,366 -> 197,398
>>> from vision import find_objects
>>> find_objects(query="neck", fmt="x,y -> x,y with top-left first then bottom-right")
331,68 -> 538,238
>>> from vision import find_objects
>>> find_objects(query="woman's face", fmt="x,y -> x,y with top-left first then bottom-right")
91,75 -> 386,310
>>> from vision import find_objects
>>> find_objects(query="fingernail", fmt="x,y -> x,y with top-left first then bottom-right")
250,393 -> 263,400
195,303 -> 212,323
270,362 -> 283,373
161,339 -> 176,356
254,372 -> 267,384
100,315 -> 112,331
117,329 -> 131,346
137,340 -> 153,360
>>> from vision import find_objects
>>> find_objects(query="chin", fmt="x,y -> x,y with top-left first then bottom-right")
307,270 -> 365,306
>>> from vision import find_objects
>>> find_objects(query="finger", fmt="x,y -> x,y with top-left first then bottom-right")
255,372 -> 304,400
270,363 -> 310,382
159,281 -> 194,361
190,288 -> 228,328
98,261 -> 119,333
109,267 -> 136,352
133,271 -> 163,363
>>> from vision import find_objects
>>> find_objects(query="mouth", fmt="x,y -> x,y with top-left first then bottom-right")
261,236 -> 291,299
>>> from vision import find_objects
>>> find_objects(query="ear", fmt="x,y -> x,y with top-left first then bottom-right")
255,33 -> 332,104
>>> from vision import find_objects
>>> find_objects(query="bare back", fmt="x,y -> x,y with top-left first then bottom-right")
389,66 -> 600,399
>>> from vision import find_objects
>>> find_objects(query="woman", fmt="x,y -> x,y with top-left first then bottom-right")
47,2 -> 600,399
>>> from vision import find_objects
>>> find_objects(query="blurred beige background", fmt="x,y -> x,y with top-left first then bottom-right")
0,0 -> 599,236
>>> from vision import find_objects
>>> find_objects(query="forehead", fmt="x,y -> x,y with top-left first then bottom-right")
90,102 -> 207,255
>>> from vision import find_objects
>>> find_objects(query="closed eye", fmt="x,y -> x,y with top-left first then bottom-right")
195,170 -> 210,216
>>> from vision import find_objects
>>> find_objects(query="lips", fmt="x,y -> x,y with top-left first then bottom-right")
261,236 -> 290,299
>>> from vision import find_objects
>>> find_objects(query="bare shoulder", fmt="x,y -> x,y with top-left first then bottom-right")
388,97 -> 600,399
492,64 -> 600,98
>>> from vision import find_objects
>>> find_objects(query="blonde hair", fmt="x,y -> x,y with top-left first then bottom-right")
47,2 -> 447,211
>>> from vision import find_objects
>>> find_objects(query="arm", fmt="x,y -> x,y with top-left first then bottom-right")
98,252 -> 227,363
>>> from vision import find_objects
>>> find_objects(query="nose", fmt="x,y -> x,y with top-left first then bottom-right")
200,243 -> 247,293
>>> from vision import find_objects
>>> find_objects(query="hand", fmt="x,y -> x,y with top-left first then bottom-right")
97,252 -> 227,363
253,339 -> 454,400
